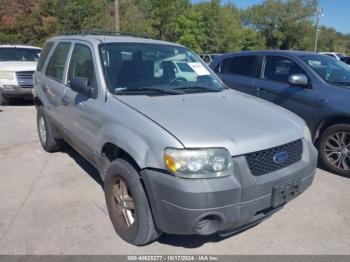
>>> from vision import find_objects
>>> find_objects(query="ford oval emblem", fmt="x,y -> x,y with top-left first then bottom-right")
273,151 -> 289,164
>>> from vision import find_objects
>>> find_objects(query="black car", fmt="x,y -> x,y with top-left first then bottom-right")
340,56 -> 350,65
210,50 -> 350,177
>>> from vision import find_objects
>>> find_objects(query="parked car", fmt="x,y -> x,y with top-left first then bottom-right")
200,53 -> 222,64
340,56 -> 350,65
211,50 -> 350,177
318,52 -> 345,60
34,33 -> 317,246
0,44 -> 41,105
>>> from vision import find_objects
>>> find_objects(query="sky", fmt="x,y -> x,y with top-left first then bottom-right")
191,0 -> 350,34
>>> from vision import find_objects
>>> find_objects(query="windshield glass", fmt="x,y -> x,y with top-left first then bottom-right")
0,48 -> 41,62
301,54 -> 350,85
100,43 -> 225,95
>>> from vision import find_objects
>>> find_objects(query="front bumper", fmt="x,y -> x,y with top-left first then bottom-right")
0,85 -> 33,98
141,140 -> 317,235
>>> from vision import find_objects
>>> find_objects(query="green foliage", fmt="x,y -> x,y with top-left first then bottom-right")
243,0 -> 319,50
0,0 -> 349,54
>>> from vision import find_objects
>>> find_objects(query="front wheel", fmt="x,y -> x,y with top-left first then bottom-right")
104,159 -> 161,246
319,124 -> 350,177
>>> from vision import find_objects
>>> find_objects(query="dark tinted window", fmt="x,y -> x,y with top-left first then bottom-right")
226,56 -> 257,77
46,42 -> 71,82
0,48 -> 40,62
67,44 -> 95,86
37,42 -> 54,72
262,56 -> 306,83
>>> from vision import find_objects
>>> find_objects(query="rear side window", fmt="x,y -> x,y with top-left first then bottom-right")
37,42 -> 54,72
262,56 -> 306,83
67,44 -> 95,87
226,56 -> 257,77
46,42 -> 71,82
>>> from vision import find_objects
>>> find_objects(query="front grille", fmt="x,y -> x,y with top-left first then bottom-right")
16,71 -> 34,88
245,140 -> 303,176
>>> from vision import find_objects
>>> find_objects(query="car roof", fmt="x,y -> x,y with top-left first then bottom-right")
48,34 -> 183,48
221,50 -> 317,58
0,44 -> 41,50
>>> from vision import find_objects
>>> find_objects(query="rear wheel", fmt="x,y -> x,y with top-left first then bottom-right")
36,107 -> 61,152
104,159 -> 161,246
319,124 -> 350,177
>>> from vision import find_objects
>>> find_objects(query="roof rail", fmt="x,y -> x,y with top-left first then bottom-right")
61,30 -> 150,39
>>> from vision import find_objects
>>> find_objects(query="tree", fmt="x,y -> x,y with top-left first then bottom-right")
243,0 -> 319,50
0,0 -> 348,54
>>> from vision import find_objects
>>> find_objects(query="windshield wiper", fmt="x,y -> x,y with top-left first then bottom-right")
114,87 -> 184,95
173,86 -> 223,93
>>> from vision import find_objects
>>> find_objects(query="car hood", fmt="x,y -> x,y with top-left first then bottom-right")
115,89 -> 306,155
0,61 -> 37,72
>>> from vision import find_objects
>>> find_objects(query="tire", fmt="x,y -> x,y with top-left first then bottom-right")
104,159 -> 161,246
0,92 -> 8,106
319,124 -> 350,177
36,106 -> 61,152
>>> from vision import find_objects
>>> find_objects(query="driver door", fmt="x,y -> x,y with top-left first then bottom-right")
252,55 -> 321,129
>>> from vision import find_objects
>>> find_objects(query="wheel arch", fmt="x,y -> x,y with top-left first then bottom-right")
33,96 -> 43,107
101,142 -> 141,171
97,124 -> 163,181
315,115 -> 350,143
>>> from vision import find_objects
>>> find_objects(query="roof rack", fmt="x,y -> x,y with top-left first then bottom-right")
61,30 -> 150,39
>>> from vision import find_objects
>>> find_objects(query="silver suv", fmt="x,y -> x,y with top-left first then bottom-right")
33,32 -> 317,246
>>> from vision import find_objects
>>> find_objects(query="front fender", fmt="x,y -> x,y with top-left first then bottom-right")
97,122 -> 183,170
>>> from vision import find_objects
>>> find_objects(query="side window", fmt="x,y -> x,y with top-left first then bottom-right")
226,56 -> 257,77
67,44 -> 95,87
262,56 -> 306,83
46,42 -> 71,82
37,42 -> 54,72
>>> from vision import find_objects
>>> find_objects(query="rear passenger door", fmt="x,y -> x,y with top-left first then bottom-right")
215,55 -> 258,95
61,42 -> 103,163
43,42 -> 72,126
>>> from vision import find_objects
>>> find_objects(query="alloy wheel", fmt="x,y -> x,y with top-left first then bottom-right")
324,132 -> 350,171
111,177 -> 135,228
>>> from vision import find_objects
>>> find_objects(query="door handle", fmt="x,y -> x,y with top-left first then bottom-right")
61,95 -> 69,106
255,87 -> 266,95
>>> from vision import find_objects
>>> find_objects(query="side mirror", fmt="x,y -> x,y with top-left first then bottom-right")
288,74 -> 309,87
70,77 -> 91,95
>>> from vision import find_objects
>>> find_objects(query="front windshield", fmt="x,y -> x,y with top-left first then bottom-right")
0,48 -> 41,62
301,55 -> 350,85
100,43 -> 225,95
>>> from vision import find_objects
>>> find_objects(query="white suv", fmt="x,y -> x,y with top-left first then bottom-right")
0,44 -> 41,105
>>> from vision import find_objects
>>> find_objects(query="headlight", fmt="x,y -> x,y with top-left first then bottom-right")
304,125 -> 312,142
164,148 -> 233,179
0,71 -> 14,80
